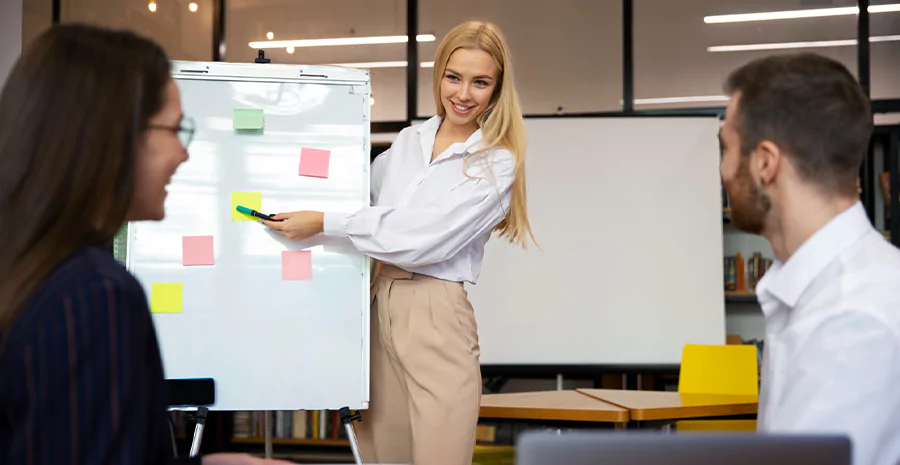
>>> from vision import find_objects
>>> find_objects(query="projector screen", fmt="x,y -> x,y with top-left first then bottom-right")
469,116 -> 726,366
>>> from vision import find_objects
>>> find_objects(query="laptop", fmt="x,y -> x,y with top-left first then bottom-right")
516,430 -> 851,465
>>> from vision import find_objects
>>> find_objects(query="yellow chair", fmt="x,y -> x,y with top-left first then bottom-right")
675,343 -> 759,433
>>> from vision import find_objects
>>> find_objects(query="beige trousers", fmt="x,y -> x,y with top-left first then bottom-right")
356,264 -> 482,465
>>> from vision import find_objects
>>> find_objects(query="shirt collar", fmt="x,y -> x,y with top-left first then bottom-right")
416,115 -> 485,165
756,201 -> 872,312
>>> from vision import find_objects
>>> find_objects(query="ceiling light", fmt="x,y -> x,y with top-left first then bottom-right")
286,46 -> 295,54
708,35 -> 900,52
323,61 -> 435,69
704,4 -> 900,23
250,34 -> 436,49
630,96 -> 731,105
329,61 -> 407,68
189,2 -> 198,12
267,32 -> 274,40
148,1 -> 157,12
369,97 -> 375,106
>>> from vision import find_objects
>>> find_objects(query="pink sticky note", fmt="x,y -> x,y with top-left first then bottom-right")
299,147 -> 331,178
282,250 -> 312,280
183,236 -> 214,266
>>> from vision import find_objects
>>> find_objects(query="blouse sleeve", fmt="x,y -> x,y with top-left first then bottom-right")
323,152 -> 515,268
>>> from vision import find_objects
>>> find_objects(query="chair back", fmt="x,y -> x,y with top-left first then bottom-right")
678,344 -> 758,396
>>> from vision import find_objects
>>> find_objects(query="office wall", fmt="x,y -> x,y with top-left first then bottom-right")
1,0 -> 23,86
45,0 -> 900,121
22,0 -> 51,50
228,0 -> 899,119
225,0 -> 623,121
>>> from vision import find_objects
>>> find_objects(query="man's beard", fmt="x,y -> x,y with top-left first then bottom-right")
726,158 -> 771,235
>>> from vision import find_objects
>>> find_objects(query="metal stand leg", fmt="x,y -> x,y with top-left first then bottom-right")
189,407 -> 208,457
264,410 -> 273,459
339,407 -> 364,465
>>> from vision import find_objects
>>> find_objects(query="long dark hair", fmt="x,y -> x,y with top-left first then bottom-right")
0,24 -> 171,341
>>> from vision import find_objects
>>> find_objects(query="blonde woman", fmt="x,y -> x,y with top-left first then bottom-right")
265,20 -> 533,465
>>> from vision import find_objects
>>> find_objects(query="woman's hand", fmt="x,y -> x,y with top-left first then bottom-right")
263,211 -> 324,241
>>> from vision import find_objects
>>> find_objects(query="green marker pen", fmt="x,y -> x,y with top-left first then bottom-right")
235,205 -> 280,221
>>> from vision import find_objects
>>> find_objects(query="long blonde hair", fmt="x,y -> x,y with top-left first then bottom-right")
432,21 -> 536,249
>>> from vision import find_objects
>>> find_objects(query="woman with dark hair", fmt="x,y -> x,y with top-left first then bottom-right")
0,24 -> 289,465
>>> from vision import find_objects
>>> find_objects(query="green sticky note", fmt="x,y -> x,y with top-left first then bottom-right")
233,109 -> 264,130
151,283 -> 183,314
232,192 -> 262,221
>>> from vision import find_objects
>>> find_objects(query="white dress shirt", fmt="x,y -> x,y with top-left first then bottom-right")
323,115 -> 515,283
755,202 -> 900,465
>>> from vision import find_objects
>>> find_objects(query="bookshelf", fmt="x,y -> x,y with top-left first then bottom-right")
725,291 -> 757,304
222,410 -> 517,464
227,434 -> 515,465
721,193 -> 768,343
232,437 -> 350,447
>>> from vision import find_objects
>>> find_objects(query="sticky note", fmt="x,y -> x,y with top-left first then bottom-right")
299,148 -> 331,179
151,283 -> 183,314
183,236 -> 214,266
233,109 -> 264,130
232,192 -> 262,221
282,250 -> 312,281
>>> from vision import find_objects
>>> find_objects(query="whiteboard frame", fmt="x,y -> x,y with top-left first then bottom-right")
126,61 -> 372,411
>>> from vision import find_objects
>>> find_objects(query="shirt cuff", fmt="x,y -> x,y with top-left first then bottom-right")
323,212 -> 350,237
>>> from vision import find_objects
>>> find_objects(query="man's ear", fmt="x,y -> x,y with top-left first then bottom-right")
755,140 -> 782,186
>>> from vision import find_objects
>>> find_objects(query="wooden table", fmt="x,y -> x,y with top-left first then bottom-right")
576,388 -> 758,421
479,390 -> 629,424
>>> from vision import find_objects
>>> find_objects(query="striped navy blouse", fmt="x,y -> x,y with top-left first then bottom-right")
0,246 -> 199,465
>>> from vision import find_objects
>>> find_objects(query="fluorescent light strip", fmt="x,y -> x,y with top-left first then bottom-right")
631,95 -> 730,105
704,4 -> 900,23
328,61 -> 408,69
250,34 -> 435,49
325,61 -> 435,69
709,34 -> 900,52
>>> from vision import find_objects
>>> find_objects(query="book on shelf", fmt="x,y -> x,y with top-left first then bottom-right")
881,172 -> 892,207
724,252 -> 772,294
229,411 -> 532,447
232,410 -> 345,441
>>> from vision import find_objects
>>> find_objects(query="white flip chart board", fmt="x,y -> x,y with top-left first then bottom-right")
468,117 -> 726,366
127,61 -> 371,411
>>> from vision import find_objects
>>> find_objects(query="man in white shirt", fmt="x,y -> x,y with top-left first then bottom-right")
719,52 -> 900,465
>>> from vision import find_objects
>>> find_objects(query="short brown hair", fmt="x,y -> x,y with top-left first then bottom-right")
724,52 -> 871,196
0,24 -> 171,340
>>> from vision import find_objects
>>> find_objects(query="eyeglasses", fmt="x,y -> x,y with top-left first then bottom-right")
148,116 -> 195,150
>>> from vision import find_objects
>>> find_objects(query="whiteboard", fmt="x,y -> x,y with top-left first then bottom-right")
127,61 -> 371,411
469,117 -> 726,366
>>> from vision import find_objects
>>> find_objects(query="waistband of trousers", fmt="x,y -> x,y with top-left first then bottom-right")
377,263 -> 416,280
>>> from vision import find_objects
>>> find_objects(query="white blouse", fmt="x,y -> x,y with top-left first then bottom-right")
323,115 -> 516,283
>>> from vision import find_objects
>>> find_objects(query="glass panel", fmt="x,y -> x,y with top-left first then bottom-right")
226,0 -> 406,122
23,0 -> 52,50
62,0 -> 213,61
871,0 -> 900,99
875,113 -> 900,125
418,0 -> 622,117
636,0 -> 858,110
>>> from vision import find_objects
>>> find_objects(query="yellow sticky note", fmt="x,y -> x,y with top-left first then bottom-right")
232,192 -> 262,221
151,283 -> 183,314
